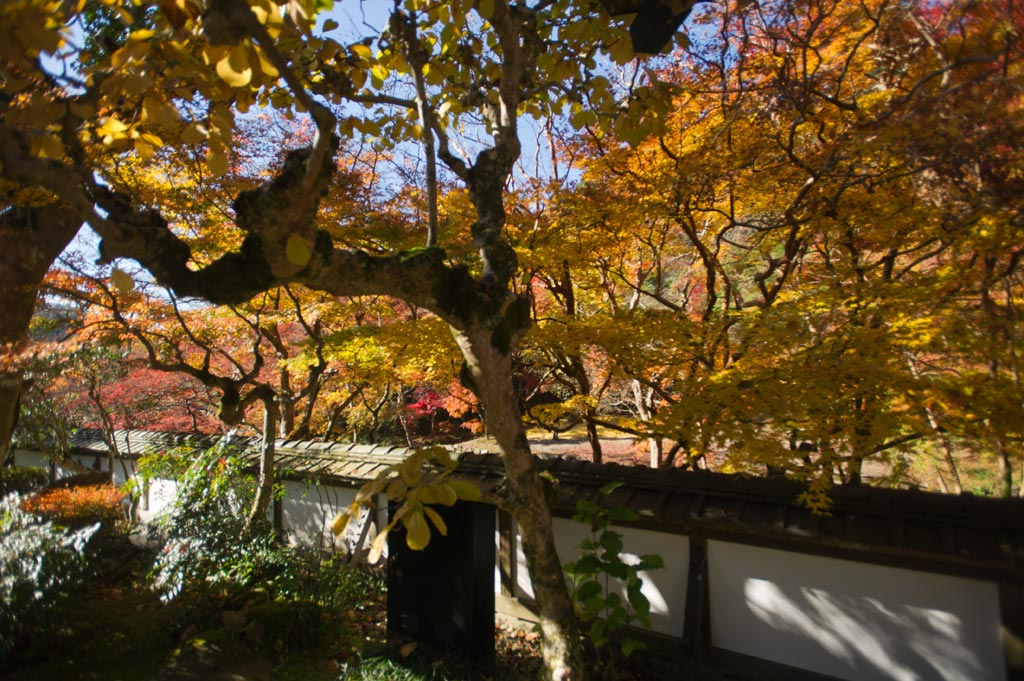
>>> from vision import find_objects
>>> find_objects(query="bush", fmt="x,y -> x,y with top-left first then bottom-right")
146,442 -> 295,603
0,492 -> 98,663
1,466 -> 49,496
22,483 -> 126,529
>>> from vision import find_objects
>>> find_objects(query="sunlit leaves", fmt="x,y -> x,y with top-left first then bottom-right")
335,445 -> 481,561
215,44 -> 253,87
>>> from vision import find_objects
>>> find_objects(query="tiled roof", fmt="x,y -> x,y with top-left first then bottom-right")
68,429 -> 1024,579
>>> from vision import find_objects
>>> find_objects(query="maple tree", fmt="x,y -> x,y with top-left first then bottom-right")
1,0 -> 699,674
541,0 -> 1024,502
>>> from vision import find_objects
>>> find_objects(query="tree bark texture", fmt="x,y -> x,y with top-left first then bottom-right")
0,206 -> 81,474
454,327 -> 585,681
247,396 -> 278,532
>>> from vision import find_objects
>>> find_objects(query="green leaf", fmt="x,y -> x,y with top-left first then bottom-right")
573,554 -> 601,574
599,481 -> 624,495
606,606 -> 627,631
599,531 -> 623,555
589,619 -> 607,646
607,506 -> 639,522
477,0 -> 494,20
583,595 -> 605,616
576,580 -> 602,601
638,553 -> 665,570
620,637 -> 645,658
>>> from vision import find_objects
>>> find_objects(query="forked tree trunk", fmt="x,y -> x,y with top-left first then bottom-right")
453,327 -> 585,681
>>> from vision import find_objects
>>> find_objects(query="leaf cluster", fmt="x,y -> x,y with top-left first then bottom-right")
564,481 -> 664,671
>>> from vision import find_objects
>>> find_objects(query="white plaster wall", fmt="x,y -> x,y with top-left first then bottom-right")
12,450 -> 48,469
136,477 -> 179,523
111,458 -> 137,488
279,480 -> 378,553
511,517 -> 689,637
707,540 -> 1006,681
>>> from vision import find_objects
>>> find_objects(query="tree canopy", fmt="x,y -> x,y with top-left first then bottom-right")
3,0 -> 1023,678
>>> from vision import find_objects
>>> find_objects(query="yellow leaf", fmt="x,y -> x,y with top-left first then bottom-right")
285,233 -> 312,267
135,137 -> 155,160
433,447 -> 456,469
216,44 -> 252,87
111,267 -> 134,294
331,510 -> 351,536
141,96 -> 179,128
370,63 -> 389,87
447,479 -> 481,502
255,47 -> 279,79
350,43 -> 372,60
181,123 -> 208,144
112,4 -> 134,25
424,506 -> 447,536
96,116 -> 129,138
355,476 -> 387,504
399,642 -> 417,658
202,42 -> 229,66
386,477 -> 407,499
399,455 -> 422,487
404,510 -> 430,550
477,0 -> 494,20
30,133 -> 64,160
367,525 -> 390,564
207,146 -> 228,176
69,102 -> 95,119
432,482 -> 457,506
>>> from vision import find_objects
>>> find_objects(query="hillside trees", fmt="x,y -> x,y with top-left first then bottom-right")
1,0 -> 695,675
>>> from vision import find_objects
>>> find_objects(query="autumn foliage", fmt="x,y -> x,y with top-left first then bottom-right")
22,484 -> 126,529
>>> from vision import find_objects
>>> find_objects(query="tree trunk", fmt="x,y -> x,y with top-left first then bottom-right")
0,206 -> 81,484
630,380 -> 662,468
997,438 -> 1015,498
584,412 -> 603,465
247,396 -> 278,531
454,327 -> 585,681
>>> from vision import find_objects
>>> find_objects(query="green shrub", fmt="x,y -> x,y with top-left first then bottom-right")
564,482 -> 664,677
0,466 -> 49,496
146,441 -> 295,603
0,492 -> 98,664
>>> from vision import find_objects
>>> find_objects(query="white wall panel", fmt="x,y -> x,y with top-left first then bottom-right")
707,540 -> 1005,681
513,517 -> 690,637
